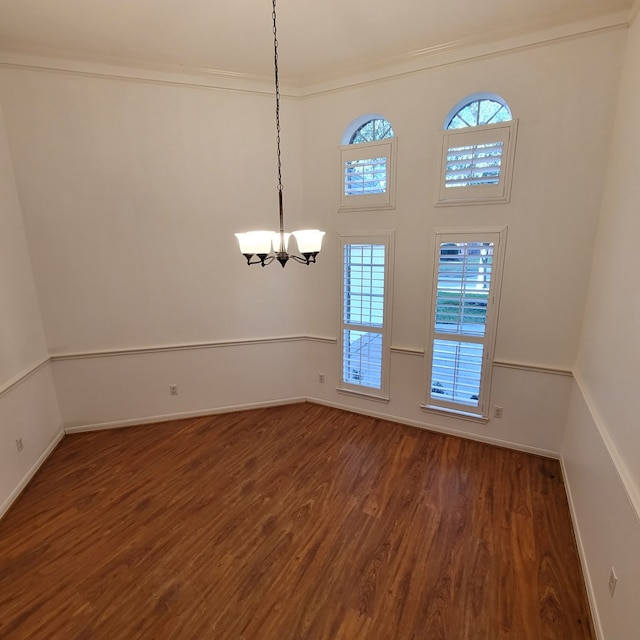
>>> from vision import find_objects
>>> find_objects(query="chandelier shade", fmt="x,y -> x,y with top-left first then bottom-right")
234,231 -> 273,256
292,229 -> 325,254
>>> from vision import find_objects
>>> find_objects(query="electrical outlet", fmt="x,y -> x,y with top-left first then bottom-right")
494,406 -> 504,419
609,567 -> 618,597
318,373 -> 325,383
15,438 -> 24,452
169,385 -> 178,396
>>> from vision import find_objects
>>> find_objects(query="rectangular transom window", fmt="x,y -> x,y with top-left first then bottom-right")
445,141 -> 503,188
339,140 -> 396,211
340,233 -> 394,400
424,228 -> 506,418
344,157 -> 387,196
437,121 -> 517,206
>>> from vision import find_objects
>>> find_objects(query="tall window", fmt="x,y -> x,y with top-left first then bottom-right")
340,115 -> 397,211
424,228 -> 506,418
438,94 -> 517,205
340,233 -> 394,400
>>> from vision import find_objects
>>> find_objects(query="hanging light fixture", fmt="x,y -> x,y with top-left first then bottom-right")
235,0 -> 325,268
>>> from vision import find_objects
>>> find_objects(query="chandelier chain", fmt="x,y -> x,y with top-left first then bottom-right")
272,0 -> 285,237
272,0 -> 281,192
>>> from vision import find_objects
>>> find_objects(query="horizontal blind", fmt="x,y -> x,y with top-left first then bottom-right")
438,122 -> 516,205
430,240 -> 495,410
343,243 -> 386,390
431,340 -> 484,407
435,242 -> 493,337
343,330 -> 383,388
344,244 -> 385,327
344,157 -> 387,196
445,142 -> 503,188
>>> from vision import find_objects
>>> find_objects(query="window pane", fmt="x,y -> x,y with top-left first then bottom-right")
445,142 -> 503,188
344,157 -> 387,195
446,98 -> 512,130
350,118 -> 395,144
344,244 -> 385,327
343,330 -> 383,389
435,243 -> 493,337
479,100 -> 509,125
430,339 -> 483,407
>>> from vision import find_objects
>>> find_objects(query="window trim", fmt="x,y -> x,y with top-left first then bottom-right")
339,139 -> 397,211
436,120 -> 518,206
422,226 -> 507,419
339,231 -> 395,401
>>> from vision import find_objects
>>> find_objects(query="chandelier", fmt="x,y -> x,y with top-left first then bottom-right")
235,0 -> 325,268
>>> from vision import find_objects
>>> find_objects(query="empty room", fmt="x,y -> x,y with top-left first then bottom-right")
1,0 -> 639,638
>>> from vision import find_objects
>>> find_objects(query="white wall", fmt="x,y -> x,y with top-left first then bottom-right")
0,68 -> 313,430
564,383 -> 640,640
0,19 -> 638,637
55,340 -> 307,431
301,29 -> 624,454
563,13 -> 640,640
0,70 -> 309,354
0,28 -> 625,451
0,99 -> 61,516
573,14 -> 640,503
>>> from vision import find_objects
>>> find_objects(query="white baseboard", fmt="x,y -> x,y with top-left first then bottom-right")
0,429 -> 65,521
560,454 -> 604,640
306,396 -> 560,459
64,394 -> 560,457
63,397 -> 307,434
62,394 -> 562,459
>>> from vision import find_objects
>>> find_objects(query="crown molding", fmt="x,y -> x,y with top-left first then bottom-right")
0,9 -> 630,97
299,10 -> 630,96
0,50 -> 297,97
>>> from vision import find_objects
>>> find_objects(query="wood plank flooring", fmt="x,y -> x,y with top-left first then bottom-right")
0,403 -> 594,639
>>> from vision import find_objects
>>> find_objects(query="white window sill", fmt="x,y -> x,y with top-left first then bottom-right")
337,387 -> 390,403
420,404 -> 489,424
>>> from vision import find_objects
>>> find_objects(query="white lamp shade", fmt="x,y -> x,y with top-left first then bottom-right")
271,231 -> 291,253
292,229 -> 325,254
235,231 -> 273,255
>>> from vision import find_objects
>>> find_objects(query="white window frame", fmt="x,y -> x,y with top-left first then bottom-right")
437,121 -> 518,206
339,138 -> 397,211
423,226 -> 507,420
339,231 -> 394,401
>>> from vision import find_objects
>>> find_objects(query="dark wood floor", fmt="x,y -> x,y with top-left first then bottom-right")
0,402 -> 594,639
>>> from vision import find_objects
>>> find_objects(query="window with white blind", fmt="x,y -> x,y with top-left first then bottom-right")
437,94 -> 517,206
344,154 -> 387,197
340,233 -> 394,400
339,116 -> 396,211
424,228 -> 506,418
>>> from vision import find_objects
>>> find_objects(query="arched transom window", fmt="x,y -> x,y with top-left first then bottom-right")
350,118 -> 395,143
438,94 -> 517,205
340,115 -> 397,211
446,97 -> 512,130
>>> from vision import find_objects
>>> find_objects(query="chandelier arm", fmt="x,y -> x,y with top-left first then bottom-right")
289,254 -> 314,265
243,254 -> 276,267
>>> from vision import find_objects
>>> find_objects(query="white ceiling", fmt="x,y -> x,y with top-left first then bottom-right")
0,0 -> 633,85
